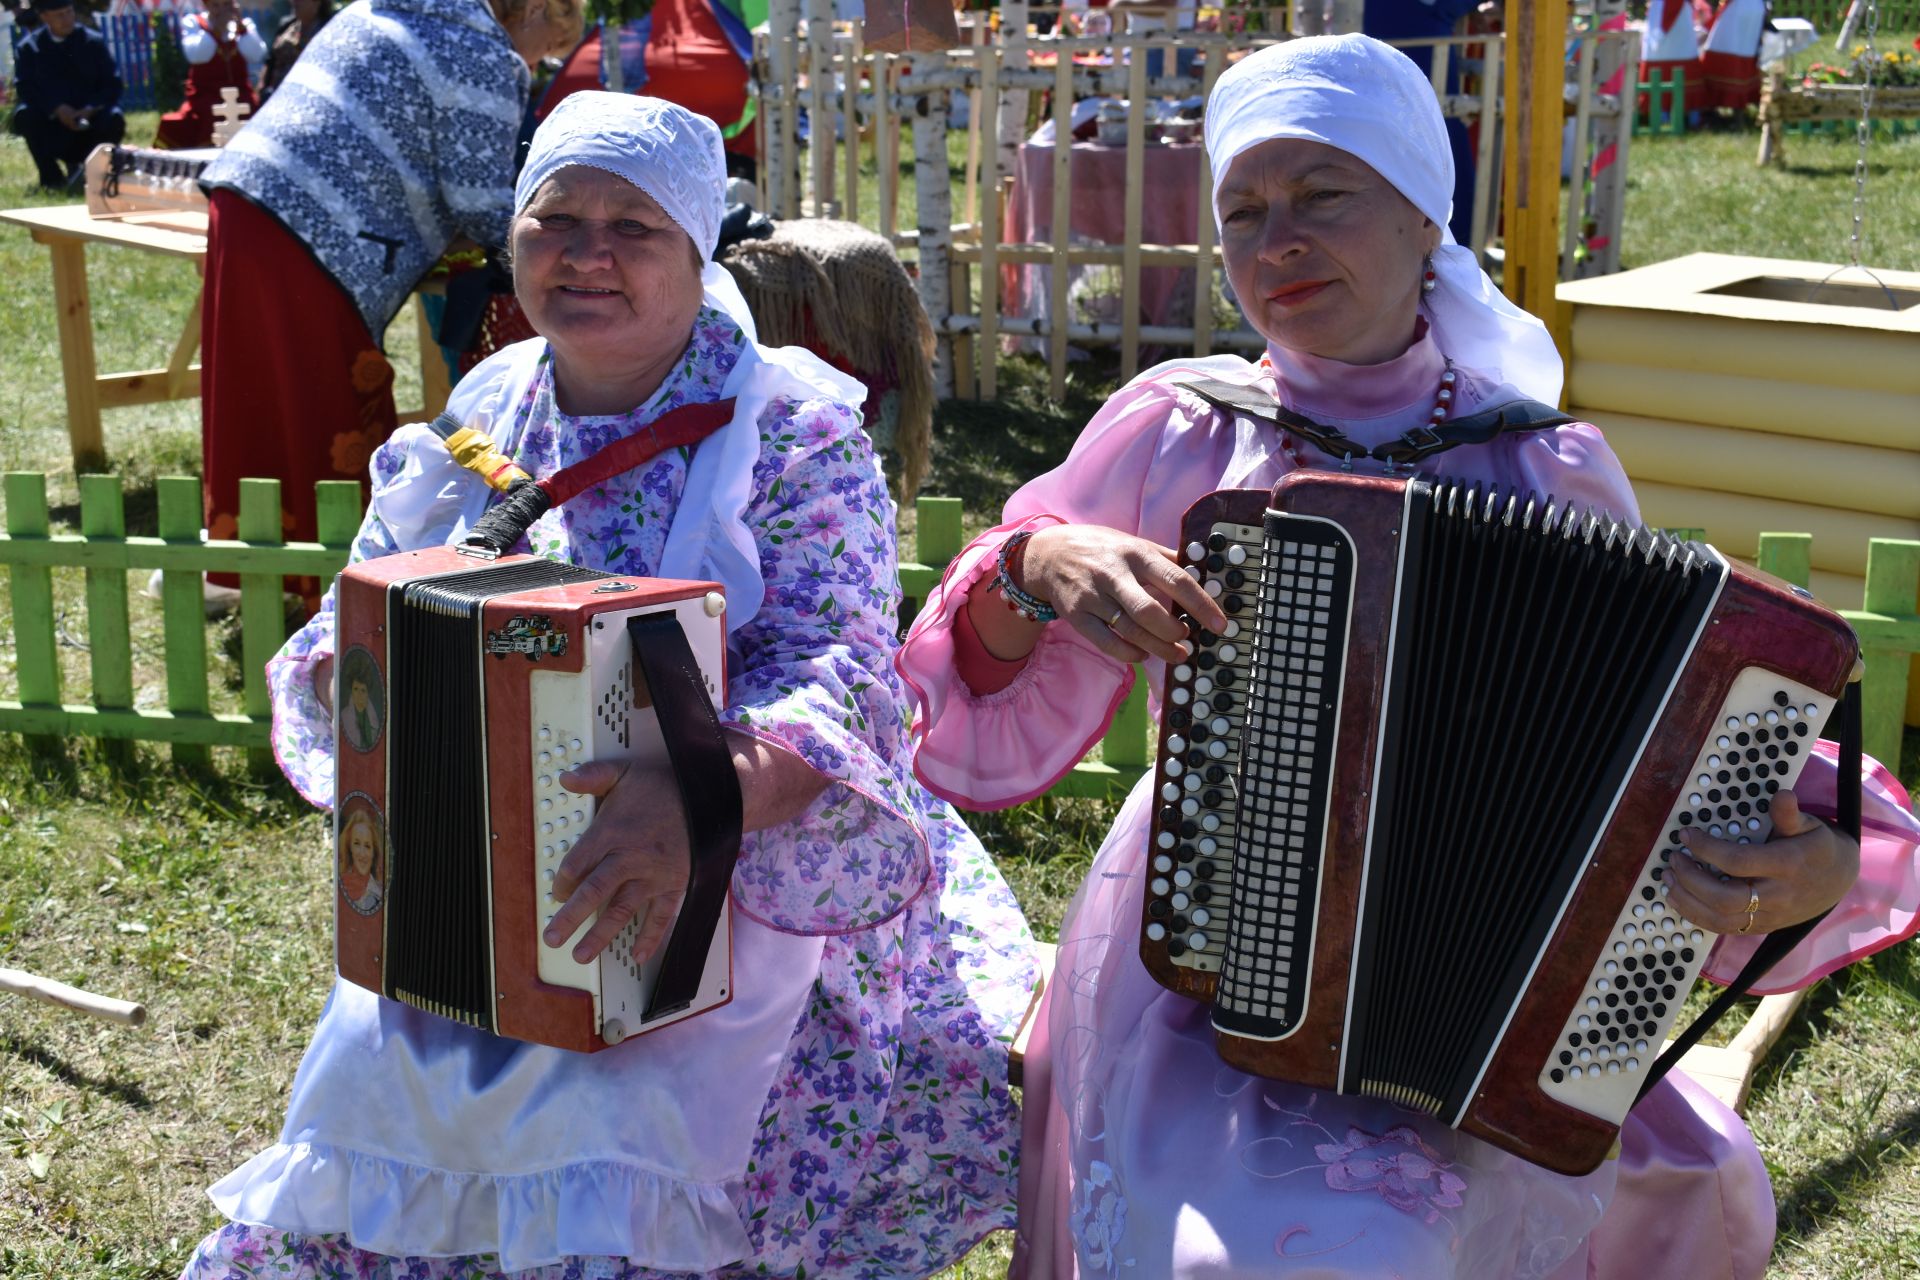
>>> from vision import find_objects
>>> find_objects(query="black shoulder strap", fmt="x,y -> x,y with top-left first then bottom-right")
626,613 -> 741,1023
1173,375 -> 1576,468
1636,678 -> 1865,1103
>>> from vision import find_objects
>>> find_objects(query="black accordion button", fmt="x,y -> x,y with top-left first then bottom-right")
1168,939 -> 1188,958
1640,886 -> 1656,901
1793,722 -> 1809,737
1194,884 -> 1215,903
1205,765 -> 1228,783
1174,844 -> 1196,864
1736,731 -> 1751,746
1225,570 -> 1246,589
1168,710 -> 1191,730
1212,692 -> 1235,713
1222,595 -> 1244,613
1202,788 -> 1224,807
1179,820 -> 1199,838
1195,862 -> 1217,880
1774,690 -> 1791,707
1559,1050 -> 1573,1065
1160,806 -> 1178,827
1550,1069 -> 1565,1084
1681,947 -> 1696,963
1208,533 -> 1228,552
1215,669 -> 1237,688
1170,914 -> 1189,932
1148,899 -> 1169,918
1195,652 -> 1217,670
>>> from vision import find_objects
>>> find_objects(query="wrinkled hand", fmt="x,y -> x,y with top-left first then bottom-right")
542,759 -> 691,965
1663,790 -> 1860,936
1019,524 -> 1229,665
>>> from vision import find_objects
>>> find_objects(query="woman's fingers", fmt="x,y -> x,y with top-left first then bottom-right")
1068,609 -> 1153,665
630,888 -> 686,965
1662,787 -> 1861,935
1144,545 -> 1229,635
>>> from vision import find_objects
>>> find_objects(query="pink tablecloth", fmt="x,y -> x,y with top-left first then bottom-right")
1004,138 -> 1208,339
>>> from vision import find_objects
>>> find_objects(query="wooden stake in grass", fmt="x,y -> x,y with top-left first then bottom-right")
0,966 -> 148,1027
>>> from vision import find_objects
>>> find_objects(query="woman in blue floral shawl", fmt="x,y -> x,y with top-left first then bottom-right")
182,93 -> 1036,1280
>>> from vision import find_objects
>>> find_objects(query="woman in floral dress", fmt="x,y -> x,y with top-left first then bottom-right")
183,93 -> 1035,1280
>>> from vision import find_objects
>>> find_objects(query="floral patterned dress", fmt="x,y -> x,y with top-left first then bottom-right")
185,310 -> 1035,1280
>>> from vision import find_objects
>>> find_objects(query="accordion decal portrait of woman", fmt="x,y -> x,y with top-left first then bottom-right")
334,804 -> 385,917
897,34 -> 1920,1280
183,94 -> 1036,1280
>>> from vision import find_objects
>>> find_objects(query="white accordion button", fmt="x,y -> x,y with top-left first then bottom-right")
1201,814 -> 1222,832
539,750 -> 553,765
1154,855 -> 1173,873
1156,831 -> 1176,850
1168,734 -> 1188,752
1174,869 -> 1194,888
1217,645 -> 1238,663
1207,741 -> 1229,759
1211,717 -> 1230,736
540,798 -> 554,813
539,727 -> 552,741
1205,579 -> 1223,598
1189,932 -> 1209,950
704,591 -> 726,617
1186,542 -> 1205,561
1222,620 -> 1240,639
1146,922 -> 1167,941
1226,544 -> 1247,565
570,738 -> 584,753
1151,877 -> 1171,896
1162,783 -> 1180,802
1192,908 -> 1211,927
1181,798 -> 1200,817
1194,677 -> 1214,696
1198,837 -> 1218,855
1171,892 -> 1190,911
1174,664 -> 1192,682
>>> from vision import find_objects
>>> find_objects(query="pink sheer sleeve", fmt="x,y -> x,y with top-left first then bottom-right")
898,377 -> 1234,810
1701,741 -> 1920,992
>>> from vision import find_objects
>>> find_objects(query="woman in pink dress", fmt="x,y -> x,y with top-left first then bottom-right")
898,35 -> 1920,1280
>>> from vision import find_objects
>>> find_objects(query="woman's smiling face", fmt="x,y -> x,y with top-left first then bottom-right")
1217,138 -> 1440,366
511,165 -> 706,382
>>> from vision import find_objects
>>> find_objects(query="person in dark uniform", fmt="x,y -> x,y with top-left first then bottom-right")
9,0 -> 124,192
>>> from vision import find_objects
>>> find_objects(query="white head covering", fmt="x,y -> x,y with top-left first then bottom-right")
514,91 -> 757,341
1204,34 -> 1561,404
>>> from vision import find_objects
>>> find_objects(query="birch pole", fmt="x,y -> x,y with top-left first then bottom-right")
912,76 -> 956,395
805,0 -> 834,215
767,0 -> 801,216
996,1 -> 1031,180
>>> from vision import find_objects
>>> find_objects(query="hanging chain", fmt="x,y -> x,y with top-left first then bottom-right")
1847,0 -> 1880,268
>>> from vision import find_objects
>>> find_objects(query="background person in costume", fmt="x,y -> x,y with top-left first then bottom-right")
193,0 -> 580,595
257,0 -> 334,105
898,35 -> 1920,1280
181,94 -> 1033,1280
153,0 -> 265,150
8,0 -> 124,192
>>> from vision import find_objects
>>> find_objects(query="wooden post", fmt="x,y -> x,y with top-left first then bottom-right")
167,287 -> 203,400
1501,0 -> 1569,363
79,474 -> 134,768
913,79 -> 957,396
1563,33 -> 1595,278
48,239 -> 106,474
238,478 -> 284,777
1120,37 -> 1148,381
844,18 -> 863,223
1105,675 -> 1151,775
875,52 -> 897,241
415,295 -> 452,417
1193,41 -> 1225,359
157,475 -> 211,771
768,0 -> 802,218
1756,532 -> 1814,588
915,495 -> 965,569
1470,35 -> 1502,263
978,45 -> 1002,400
4,473 -> 62,757
1048,52 -> 1074,399
805,0 -> 834,216
1860,539 -> 1920,768
962,16 -> 987,227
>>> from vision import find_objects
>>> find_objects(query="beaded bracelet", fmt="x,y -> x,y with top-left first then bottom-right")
994,530 -> 1058,623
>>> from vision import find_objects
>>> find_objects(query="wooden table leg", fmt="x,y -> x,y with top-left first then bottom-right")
167,286 -> 203,399
48,237 -> 107,474
416,294 -> 452,418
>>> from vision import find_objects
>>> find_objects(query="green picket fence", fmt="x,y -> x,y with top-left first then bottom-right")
2,476 -> 1916,793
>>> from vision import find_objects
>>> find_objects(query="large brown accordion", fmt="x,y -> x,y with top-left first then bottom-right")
1140,472 -> 1857,1174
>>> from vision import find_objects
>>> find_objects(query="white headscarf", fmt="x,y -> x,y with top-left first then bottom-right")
514,91 -> 758,341
1205,34 -> 1562,404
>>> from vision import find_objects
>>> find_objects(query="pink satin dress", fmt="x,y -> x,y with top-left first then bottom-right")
897,332 -> 1920,1279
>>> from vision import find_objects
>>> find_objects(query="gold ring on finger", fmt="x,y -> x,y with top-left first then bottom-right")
1106,606 -> 1126,631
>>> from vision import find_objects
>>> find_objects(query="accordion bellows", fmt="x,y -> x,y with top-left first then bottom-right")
333,547 -> 737,1053
1141,472 -> 1857,1174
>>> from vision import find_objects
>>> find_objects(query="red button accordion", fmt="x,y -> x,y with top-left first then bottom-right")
334,546 -> 737,1053
1140,472 -> 1858,1174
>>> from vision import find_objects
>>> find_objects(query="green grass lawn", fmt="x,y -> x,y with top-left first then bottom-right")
2,88 -> 1919,1280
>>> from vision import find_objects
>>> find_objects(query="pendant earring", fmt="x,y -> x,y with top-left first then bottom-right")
1420,252 -> 1438,296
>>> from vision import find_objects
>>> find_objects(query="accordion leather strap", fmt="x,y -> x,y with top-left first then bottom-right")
1173,375 -> 1577,467
458,398 -> 739,554
626,612 -> 743,1022
1635,680 -> 1865,1104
